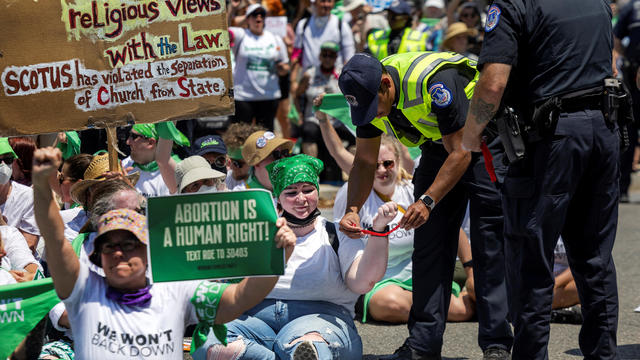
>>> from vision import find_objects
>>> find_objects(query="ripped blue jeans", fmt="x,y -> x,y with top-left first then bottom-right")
223,299 -> 362,359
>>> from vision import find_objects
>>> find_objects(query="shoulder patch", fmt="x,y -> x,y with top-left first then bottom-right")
485,5 -> 501,32
429,83 -> 453,108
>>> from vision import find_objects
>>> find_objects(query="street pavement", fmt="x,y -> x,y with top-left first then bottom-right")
186,179 -> 640,359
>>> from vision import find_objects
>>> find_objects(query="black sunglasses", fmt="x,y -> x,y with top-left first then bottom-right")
377,159 -> 395,170
128,132 -> 148,141
249,11 -> 266,17
271,149 -> 291,161
231,159 -> 246,168
209,155 -> 227,169
0,157 -> 14,166
100,239 -> 141,255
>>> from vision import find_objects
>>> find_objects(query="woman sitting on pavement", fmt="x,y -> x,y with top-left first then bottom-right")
32,147 -> 297,360
208,154 -> 397,359
315,95 -> 475,323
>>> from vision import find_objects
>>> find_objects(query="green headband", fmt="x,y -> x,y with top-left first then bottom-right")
267,154 -> 324,198
0,138 -> 17,158
132,124 -> 158,139
132,122 -> 191,147
320,41 -> 340,53
227,147 -> 243,160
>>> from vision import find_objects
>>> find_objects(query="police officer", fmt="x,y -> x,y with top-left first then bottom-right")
462,1 -> 619,359
366,0 -> 429,60
336,52 -> 512,359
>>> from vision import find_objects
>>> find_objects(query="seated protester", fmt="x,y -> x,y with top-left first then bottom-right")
58,154 -> 93,243
190,135 -> 228,176
551,237 -> 582,324
122,123 -> 189,198
209,154 -> 396,359
0,222 -> 42,282
0,137 -> 40,254
440,22 -> 478,60
447,0 -> 483,55
0,233 -> 17,285
221,123 -> 266,191
32,146 -> 297,360
175,156 -> 227,194
332,135 -> 474,323
240,131 -> 293,193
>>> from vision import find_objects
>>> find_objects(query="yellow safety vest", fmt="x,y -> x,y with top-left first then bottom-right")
370,52 -> 478,147
367,28 -> 429,60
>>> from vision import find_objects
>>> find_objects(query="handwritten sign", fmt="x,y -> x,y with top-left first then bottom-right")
0,0 -> 234,136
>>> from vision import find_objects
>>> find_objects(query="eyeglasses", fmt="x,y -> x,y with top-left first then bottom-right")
0,157 -> 14,166
320,51 -> 337,58
376,159 -> 395,170
231,159 -> 246,169
249,11 -> 266,18
128,132 -> 148,141
58,173 -> 77,185
100,239 -> 141,255
209,155 -> 227,169
271,149 -> 291,161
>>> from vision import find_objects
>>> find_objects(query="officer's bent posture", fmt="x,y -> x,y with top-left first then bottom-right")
462,1 -> 619,359
336,52 -> 512,359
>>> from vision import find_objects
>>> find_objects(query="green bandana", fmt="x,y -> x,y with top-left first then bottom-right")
155,121 -> 190,147
133,153 -> 181,173
267,154 -> 324,198
57,131 -> 81,160
0,278 -> 61,359
227,147 -> 243,161
190,280 -> 230,354
132,124 -> 158,139
0,137 -> 17,158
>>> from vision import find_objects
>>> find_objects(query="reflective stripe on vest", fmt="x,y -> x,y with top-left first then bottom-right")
367,29 -> 390,60
370,52 -> 479,147
397,29 -> 428,53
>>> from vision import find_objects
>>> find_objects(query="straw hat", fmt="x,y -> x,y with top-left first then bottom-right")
70,153 -> 139,206
442,22 -> 478,49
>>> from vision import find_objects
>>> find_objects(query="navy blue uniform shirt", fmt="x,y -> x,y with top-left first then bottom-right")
478,0 -> 613,108
614,0 -> 640,61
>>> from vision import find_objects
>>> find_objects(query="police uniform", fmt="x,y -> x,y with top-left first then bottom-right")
479,0 -> 618,358
355,52 -> 513,356
367,28 -> 430,60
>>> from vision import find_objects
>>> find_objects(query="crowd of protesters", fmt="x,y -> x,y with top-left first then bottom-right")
2,0 -> 638,359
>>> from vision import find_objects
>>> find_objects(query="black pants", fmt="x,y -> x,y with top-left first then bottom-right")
503,110 -> 619,359
408,138 -> 513,355
232,99 -> 279,131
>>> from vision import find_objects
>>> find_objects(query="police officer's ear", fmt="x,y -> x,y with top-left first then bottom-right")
379,76 -> 392,95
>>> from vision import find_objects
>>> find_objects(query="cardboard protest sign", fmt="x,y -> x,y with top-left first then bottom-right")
147,189 -> 284,282
0,279 -> 60,359
0,0 -> 234,136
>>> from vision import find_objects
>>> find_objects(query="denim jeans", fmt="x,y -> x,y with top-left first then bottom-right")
209,299 -> 363,360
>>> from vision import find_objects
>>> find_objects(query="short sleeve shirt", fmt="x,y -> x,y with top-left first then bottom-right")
614,0 -> 640,60
0,181 -> 40,235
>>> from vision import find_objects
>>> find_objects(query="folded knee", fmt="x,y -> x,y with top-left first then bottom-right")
288,332 -> 327,346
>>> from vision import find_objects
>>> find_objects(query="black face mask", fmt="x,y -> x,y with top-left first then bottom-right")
211,164 -> 227,174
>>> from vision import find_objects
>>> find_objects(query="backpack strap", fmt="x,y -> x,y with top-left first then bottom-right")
324,219 -> 339,256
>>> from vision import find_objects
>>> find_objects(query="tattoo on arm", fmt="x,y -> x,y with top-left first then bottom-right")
470,97 -> 497,125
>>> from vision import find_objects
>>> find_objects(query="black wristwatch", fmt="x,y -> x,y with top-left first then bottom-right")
419,194 -> 435,212
367,225 -> 390,236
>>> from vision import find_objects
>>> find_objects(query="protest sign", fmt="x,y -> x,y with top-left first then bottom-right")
147,189 -> 284,282
0,278 -> 60,359
265,16 -> 288,38
0,0 -> 234,136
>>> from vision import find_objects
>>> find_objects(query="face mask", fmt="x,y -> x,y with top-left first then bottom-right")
0,163 -> 12,185
197,185 -> 218,194
212,164 -> 227,175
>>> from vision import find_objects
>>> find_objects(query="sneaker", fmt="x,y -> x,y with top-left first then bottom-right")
378,342 -> 441,360
293,340 -> 318,360
483,347 -> 510,360
551,304 -> 583,324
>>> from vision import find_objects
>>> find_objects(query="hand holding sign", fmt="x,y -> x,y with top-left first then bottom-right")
274,218 -> 296,262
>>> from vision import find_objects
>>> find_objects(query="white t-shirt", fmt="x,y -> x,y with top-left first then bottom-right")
294,14 -> 355,71
0,267 -> 16,285
225,170 -> 248,191
0,225 -> 38,270
333,181 -> 414,282
231,28 -> 288,101
267,217 -> 364,316
61,207 -> 88,242
49,302 -> 73,339
63,263 -> 201,360
121,157 -> 170,198
0,181 -> 39,235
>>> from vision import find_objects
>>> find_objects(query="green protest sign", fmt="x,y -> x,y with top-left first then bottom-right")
147,189 -> 284,282
0,278 -> 60,359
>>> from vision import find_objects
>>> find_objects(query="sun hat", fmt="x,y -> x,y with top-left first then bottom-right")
338,53 -> 383,126
175,155 -> 226,193
341,0 -> 366,12
0,138 -> 17,158
90,209 -> 148,266
442,22 -> 478,48
242,131 -> 294,167
246,3 -> 267,16
69,153 -> 140,206
266,154 -> 324,198
424,0 -> 444,9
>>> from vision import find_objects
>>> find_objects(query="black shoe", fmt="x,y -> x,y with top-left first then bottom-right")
293,340 -> 318,360
483,347 -> 510,360
550,305 -> 583,324
378,342 -> 441,360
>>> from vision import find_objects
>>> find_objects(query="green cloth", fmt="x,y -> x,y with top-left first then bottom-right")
321,41 -> 340,52
0,137 -> 17,158
313,94 -> 422,160
155,121 -> 190,147
132,153 -> 181,173
227,147 -> 243,161
0,278 -> 61,359
266,154 -> 324,198
57,131 -> 81,160
131,124 -> 158,139
71,232 -> 90,256
190,281 -> 230,354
